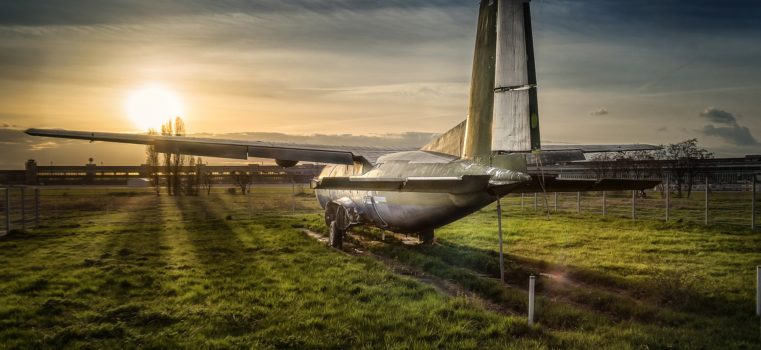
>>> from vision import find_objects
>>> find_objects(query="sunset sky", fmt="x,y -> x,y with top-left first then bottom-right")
1,0 -> 760,168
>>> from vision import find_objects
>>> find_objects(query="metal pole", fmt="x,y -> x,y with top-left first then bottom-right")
534,193 -> 538,210
753,175 -> 757,231
528,275 -> 536,326
35,188 -> 39,228
553,192 -> 558,212
5,188 -> 10,234
248,184 -> 253,220
20,188 -> 25,232
666,174 -> 670,222
497,199 -> 505,283
291,180 -> 296,213
756,266 -> 760,317
632,190 -> 636,221
602,191 -> 607,216
576,192 -> 580,214
705,176 -> 709,225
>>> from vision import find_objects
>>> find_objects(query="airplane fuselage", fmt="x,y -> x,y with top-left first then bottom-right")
314,151 -> 521,233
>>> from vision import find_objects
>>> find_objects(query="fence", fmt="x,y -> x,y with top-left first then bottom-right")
1,178 -> 758,237
503,174 -> 758,230
1,187 -> 41,236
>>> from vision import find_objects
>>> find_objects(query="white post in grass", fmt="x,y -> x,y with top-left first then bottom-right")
554,192 -> 558,212
576,192 -> 581,215
528,275 -> 536,326
521,193 -> 525,208
497,199 -> 505,283
534,193 -> 538,210
631,190 -> 636,221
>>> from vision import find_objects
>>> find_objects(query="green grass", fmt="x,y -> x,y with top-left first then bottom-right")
1,186 -> 760,349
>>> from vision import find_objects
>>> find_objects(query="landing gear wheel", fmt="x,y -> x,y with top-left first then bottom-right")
329,221 -> 344,249
419,229 -> 435,245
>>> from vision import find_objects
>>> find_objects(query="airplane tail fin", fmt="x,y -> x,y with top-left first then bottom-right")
460,0 -> 540,161
461,0 -> 498,160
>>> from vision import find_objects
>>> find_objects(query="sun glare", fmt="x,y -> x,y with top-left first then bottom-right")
125,84 -> 184,131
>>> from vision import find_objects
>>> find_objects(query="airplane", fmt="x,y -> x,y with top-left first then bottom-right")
25,0 -> 659,249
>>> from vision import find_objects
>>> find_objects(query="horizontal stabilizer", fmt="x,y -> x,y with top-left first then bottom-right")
542,144 -> 660,153
312,175 -> 491,194
491,175 -> 660,195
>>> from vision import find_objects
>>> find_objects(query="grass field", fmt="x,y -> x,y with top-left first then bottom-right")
1,186 -> 760,349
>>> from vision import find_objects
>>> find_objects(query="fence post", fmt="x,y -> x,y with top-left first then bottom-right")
4,188 -> 10,234
602,191 -> 607,216
497,199 -> 505,283
528,275 -> 536,326
705,176 -> 710,225
576,192 -> 581,215
756,266 -> 760,317
553,192 -> 558,212
534,193 -> 538,210
20,188 -> 25,232
752,175 -> 756,231
35,188 -> 40,228
632,190 -> 636,221
666,174 -> 670,222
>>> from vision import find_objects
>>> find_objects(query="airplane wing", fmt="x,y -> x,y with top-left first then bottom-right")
25,128 -> 413,165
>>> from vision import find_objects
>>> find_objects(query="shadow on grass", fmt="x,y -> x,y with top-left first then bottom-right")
363,229 -> 757,336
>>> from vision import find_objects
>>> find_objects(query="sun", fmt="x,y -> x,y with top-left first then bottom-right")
125,84 -> 184,131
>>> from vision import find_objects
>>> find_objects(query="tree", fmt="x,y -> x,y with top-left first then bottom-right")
201,170 -> 213,196
182,156 -> 203,196
160,117 -> 189,196
662,139 -> 713,198
145,128 -> 161,196
230,170 -> 252,194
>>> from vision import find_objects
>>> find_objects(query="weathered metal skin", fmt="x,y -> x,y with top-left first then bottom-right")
315,151 -> 529,233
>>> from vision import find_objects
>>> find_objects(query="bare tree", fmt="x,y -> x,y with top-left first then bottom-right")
662,139 -> 713,198
171,117 -> 187,196
161,120 -> 174,195
230,170 -> 252,194
145,128 -> 161,196
160,117 -> 190,196
201,170 -> 213,196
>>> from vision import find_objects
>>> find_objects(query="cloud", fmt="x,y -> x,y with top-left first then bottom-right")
699,107 -> 737,125
699,107 -> 758,146
589,108 -> 609,116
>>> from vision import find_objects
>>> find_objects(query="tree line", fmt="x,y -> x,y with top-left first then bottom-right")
589,138 -> 714,198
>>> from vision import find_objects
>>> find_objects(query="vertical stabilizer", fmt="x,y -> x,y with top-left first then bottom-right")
462,0 -> 498,160
492,0 -> 540,152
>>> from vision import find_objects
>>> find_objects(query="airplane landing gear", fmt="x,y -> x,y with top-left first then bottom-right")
325,202 -> 350,249
329,221 -> 345,249
419,229 -> 435,245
